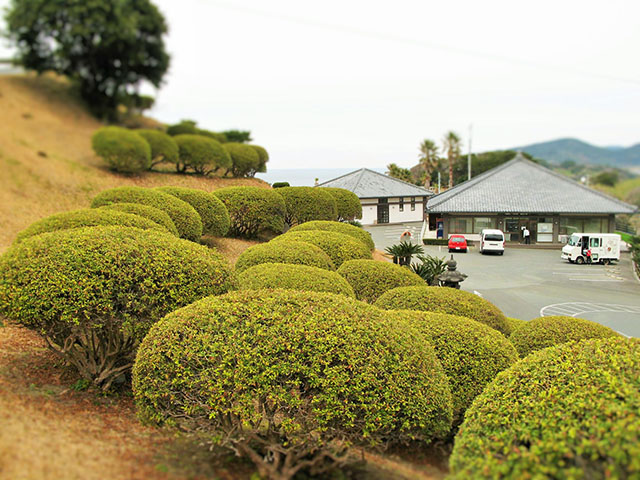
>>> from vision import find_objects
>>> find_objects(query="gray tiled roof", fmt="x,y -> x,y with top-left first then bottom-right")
427,153 -> 637,214
317,168 -> 434,199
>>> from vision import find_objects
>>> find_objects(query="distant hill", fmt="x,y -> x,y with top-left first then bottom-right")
515,138 -> 640,167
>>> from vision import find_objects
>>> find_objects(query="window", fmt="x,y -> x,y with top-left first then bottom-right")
450,217 -> 472,233
559,217 -> 605,235
505,218 -> 520,233
473,217 -> 495,234
411,197 -> 415,211
399,197 -> 404,212
590,237 -> 601,248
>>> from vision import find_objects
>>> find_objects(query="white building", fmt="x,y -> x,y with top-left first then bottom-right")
318,168 -> 434,226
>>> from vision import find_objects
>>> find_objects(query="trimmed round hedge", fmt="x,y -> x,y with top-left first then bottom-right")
510,315 -> 620,357
0,226 -> 237,389
374,286 -> 510,335
15,208 -> 167,242
289,220 -> 375,251
224,142 -> 260,177
337,259 -> 425,303
449,338 -> 640,479
250,144 -> 269,173
92,126 -> 151,174
238,263 -> 355,297
156,186 -> 230,237
135,129 -> 179,168
272,230 -> 372,268
386,310 -> 518,423
91,186 -> 203,241
98,202 -> 179,236
504,317 -> 527,335
213,186 -> 286,238
173,134 -> 231,174
133,290 -> 453,478
320,187 -> 362,221
235,240 -> 335,272
276,186 -> 338,226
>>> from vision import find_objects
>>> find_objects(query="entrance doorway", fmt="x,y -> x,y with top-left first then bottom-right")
377,199 -> 389,224
504,218 -> 537,244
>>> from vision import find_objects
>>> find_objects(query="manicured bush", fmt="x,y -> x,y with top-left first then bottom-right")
449,338 -> 640,479
275,186 -> 338,226
387,310 -> 518,423
250,144 -> 269,174
15,208 -> 167,242
135,129 -> 179,168
273,230 -> 372,268
156,186 -> 230,237
173,134 -> 231,174
166,120 -> 197,136
213,186 -> 286,238
510,315 -> 619,357
223,142 -> 260,177
91,186 -> 203,241
504,316 -> 527,335
133,290 -> 453,479
98,202 -> 179,236
290,220 -> 375,251
0,226 -> 237,390
239,263 -> 355,297
337,259 -> 424,303
374,286 -> 510,335
320,187 -> 362,221
272,181 -> 289,188
235,240 -> 335,272
195,128 -> 227,143
92,126 -> 151,173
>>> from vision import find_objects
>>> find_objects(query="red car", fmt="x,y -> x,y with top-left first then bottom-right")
448,235 -> 468,253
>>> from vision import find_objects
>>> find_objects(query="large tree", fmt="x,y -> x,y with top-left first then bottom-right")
418,139 -> 439,188
4,0 -> 170,119
386,163 -> 413,183
443,131 -> 462,188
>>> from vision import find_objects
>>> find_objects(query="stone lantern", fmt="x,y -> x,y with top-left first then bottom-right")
436,255 -> 467,289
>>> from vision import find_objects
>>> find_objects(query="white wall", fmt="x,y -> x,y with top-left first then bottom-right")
357,197 -> 425,225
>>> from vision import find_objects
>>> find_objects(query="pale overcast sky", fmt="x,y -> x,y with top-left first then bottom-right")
2,0 -> 640,169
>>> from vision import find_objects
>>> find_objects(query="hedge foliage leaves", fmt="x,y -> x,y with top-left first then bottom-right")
272,230 -> 371,268
235,240 -> 336,272
289,220 -> 375,251
156,186 -> 230,237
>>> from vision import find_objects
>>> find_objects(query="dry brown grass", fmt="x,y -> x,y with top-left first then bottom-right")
0,73 -> 267,252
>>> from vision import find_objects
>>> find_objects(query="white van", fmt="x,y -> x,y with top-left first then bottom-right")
561,233 -> 621,264
480,229 -> 505,255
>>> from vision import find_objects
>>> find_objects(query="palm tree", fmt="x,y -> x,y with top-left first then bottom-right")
443,131 -> 461,188
418,139 -> 439,188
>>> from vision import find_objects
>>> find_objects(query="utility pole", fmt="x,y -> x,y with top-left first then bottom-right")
468,124 -> 473,181
437,171 -> 441,193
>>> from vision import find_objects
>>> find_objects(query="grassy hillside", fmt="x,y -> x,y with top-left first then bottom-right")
0,73 -> 267,252
516,137 -> 640,166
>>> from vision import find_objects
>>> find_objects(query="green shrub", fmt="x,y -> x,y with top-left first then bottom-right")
173,134 -> 231,174
239,263 -> 355,297
135,129 -> 179,168
504,317 -> 527,335
91,186 -> 203,241
374,286 -> 510,335
15,208 -> 167,242
235,240 -> 335,272
387,310 -> 518,423
510,315 -> 620,357
275,187 -> 338,226
411,255 -> 447,285
223,142 -> 260,177
273,230 -> 372,268
422,239 -> 448,246
92,126 -> 151,174
166,120 -> 197,136
449,338 -> 640,479
337,259 -> 424,303
156,186 -> 230,237
0,226 -> 237,390
249,145 -> 269,174
98,202 -> 179,236
320,187 -> 362,221
195,128 -> 227,143
272,181 -> 289,188
289,220 -> 375,251
133,289 -> 453,479
213,186 -> 286,238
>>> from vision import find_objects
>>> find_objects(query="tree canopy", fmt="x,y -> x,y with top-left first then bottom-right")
5,0 -> 170,118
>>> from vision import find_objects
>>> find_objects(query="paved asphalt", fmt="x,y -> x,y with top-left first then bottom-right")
365,223 -> 640,337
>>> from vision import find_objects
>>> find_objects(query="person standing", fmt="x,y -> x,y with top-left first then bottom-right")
523,227 -> 530,245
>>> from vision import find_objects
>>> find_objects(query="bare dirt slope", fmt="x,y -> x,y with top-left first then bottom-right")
0,73 -> 266,251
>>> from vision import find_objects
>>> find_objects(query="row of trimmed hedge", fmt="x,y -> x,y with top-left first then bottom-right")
92,126 -> 268,177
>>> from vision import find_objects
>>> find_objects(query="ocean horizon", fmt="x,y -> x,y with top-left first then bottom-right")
256,167 -> 386,187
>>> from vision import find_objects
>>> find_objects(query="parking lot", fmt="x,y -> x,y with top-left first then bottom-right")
365,224 -> 640,337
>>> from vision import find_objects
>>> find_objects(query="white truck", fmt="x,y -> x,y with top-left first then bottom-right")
561,233 -> 621,264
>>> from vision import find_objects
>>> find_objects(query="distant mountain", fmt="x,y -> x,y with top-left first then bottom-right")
514,138 -> 640,167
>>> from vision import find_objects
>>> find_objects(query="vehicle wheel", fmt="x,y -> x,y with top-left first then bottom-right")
602,259 -> 611,265
575,256 -> 585,265
499,251 -> 504,255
